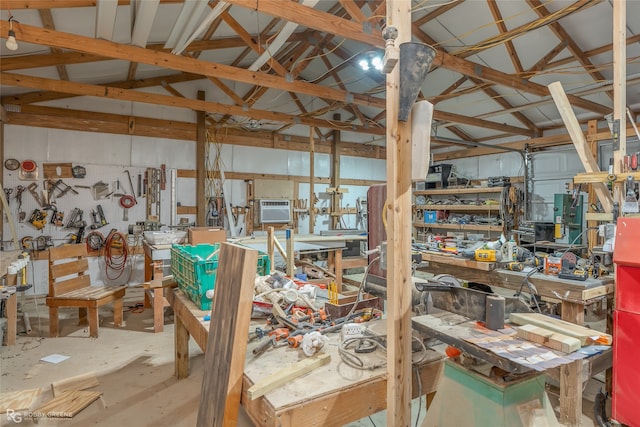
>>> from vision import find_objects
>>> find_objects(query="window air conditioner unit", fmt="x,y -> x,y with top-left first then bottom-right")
259,200 -> 291,224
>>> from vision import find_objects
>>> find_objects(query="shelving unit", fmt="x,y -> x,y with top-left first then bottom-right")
412,184 -> 519,241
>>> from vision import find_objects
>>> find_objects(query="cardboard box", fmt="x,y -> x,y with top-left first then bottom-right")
424,211 -> 437,223
188,227 -> 227,245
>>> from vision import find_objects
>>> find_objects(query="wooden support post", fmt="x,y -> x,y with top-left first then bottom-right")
196,90 -> 207,226
5,293 -> 17,345
560,359 -> 582,426
267,226 -> 275,270
286,228 -> 295,278
548,82 -> 613,213
386,1 -> 413,425
245,180 -> 254,235
175,308 -> 190,379
561,301 -> 585,326
612,0 -> 626,209
331,114 -> 341,229
196,243 -> 258,427
587,120 -> 599,252
309,127 -> 316,233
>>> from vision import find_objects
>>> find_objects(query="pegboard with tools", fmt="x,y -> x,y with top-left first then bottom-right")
1,161 -> 173,253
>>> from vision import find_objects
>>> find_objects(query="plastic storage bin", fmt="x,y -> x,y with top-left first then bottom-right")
171,243 -> 270,310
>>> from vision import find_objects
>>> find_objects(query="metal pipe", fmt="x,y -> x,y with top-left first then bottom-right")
22,312 -> 32,334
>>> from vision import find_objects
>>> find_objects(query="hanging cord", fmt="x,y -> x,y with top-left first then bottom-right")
103,230 -> 129,281
86,231 -> 105,252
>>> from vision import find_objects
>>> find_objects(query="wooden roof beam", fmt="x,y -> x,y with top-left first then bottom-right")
487,0 -> 524,74
412,0 -> 464,27
37,9 -> 69,81
6,105 -> 387,159
526,0 -> 613,100
0,21 -> 386,110
1,72 -> 203,105
543,33 -> 640,72
2,1 -> 181,9
1,72 -> 384,135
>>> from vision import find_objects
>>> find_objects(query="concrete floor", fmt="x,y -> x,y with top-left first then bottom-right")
1,287 -> 603,427
1,288 -> 423,427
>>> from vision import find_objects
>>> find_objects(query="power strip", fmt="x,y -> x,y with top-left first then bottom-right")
341,323 -> 367,339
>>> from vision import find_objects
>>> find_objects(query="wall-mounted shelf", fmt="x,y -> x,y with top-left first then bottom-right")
412,182 -> 523,241
412,222 -> 503,232
414,204 -> 500,212
414,187 -> 504,196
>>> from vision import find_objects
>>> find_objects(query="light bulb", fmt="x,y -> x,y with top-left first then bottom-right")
5,30 -> 18,51
358,59 -> 369,71
371,56 -> 383,71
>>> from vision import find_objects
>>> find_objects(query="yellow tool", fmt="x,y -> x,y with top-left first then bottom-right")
28,209 -> 47,230
328,280 -> 339,305
504,261 -> 524,272
474,248 -> 500,262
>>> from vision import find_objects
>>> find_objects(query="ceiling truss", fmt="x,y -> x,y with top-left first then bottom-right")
1,0 -> 638,158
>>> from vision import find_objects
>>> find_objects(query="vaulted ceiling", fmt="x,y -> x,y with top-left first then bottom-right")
1,0 -> 639,159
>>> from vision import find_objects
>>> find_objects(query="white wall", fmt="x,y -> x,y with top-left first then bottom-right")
3,123 -> 385,293
444,148 -> 588,222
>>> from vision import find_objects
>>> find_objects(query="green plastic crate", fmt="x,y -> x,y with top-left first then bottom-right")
171,243 -> 220,310
171,243 -> 271,310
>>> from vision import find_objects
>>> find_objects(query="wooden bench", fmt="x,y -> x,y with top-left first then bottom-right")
46,245 -> 126,338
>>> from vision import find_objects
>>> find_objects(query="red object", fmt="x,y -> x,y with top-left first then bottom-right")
631,153 -> 639,171
612,218 -> 640,426
119,195 -> 136,209
21,159 -> 36,172
445,346 -> 461,358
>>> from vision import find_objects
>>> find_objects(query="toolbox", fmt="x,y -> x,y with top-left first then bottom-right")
171,243 -> 270,310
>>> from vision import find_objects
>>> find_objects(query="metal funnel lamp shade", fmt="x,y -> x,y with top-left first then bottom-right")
398,42 -> 436,121
6,17 -> 18,51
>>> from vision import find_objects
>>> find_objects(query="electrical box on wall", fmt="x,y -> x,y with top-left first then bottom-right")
258,200 -> 291,224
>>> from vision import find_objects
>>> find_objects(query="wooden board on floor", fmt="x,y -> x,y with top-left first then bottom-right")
196,242 -> 258,427
51,372 -> 99,397
34,390 -> 101,417
0,388 -> 42,412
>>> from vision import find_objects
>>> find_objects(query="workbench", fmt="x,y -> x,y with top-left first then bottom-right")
1,250 -> 23,346
417,251 -> 614,325
167,288 -> 444,427
412,312 -> 612,426
234,233 -> 367,285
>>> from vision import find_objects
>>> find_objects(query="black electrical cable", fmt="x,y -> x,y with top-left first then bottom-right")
86,231 -> 104,252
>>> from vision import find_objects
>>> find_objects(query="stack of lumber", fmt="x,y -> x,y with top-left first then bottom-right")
510,312 -> 612,353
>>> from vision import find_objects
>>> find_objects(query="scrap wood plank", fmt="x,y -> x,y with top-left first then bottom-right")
34,390 -> 101,417
509,312 -> 612,346
51,372 -> 99,397
196,242 -> 258,427
43,163 -> 73,179
0,388 -> 42,412
516,324 -> 581,353
419,251 -> 495,271
248,352 -> 331,400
